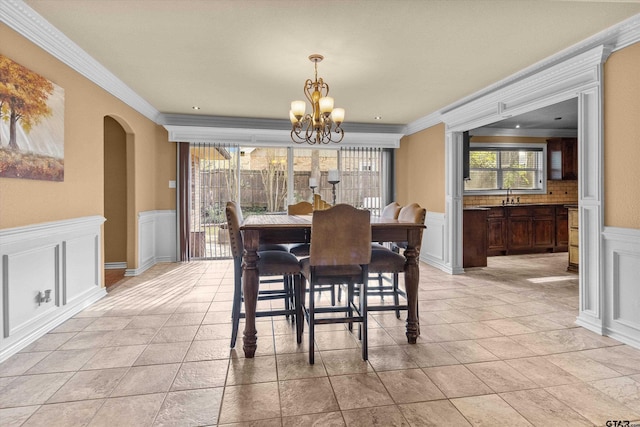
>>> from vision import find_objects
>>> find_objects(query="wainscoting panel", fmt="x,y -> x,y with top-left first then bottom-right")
421,211 -> 447,272
126,210 -> 177,277
603,227 -> 640,349
0,216 -> 106,362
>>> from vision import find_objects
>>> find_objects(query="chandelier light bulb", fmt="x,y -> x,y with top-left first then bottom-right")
291,101 -> 306,119
331,108 -> 345,124
319,96 -> 334,114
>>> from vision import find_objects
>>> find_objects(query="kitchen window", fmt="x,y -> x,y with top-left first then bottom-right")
464,142 -> 546,195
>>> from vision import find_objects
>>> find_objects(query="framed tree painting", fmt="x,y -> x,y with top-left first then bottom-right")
0,54 -> 65,181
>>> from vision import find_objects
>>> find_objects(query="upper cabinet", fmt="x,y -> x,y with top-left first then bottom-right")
547,137 -> 578,180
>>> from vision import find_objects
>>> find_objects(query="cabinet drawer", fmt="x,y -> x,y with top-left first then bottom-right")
569,245 -> 579,264
532,206 -> 554,217
508,206 -> 531,217
487,207 -> 505,218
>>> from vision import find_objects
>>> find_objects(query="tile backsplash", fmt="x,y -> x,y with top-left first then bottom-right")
463,180 -> 578,207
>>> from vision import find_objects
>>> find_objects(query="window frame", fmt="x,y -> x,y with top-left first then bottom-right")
464,142 -> 548,196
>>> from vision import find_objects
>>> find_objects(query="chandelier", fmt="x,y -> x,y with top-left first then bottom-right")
289,54 -> 345,145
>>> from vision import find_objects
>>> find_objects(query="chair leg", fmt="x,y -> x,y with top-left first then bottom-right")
347,283 -> 354,332
295,275 -> 304,344
230,258 -> 242,348
309,278 -> 315,365
393,273 -> 401,319
361,279 -> 368,361
284,275 -> 291,321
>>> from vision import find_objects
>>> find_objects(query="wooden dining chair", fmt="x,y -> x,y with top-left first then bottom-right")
368,203 -> 426,318
226,201 -> 303,348
299,204 -> 371,364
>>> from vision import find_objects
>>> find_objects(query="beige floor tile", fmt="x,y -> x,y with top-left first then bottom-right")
276,352 -> 326,380
545,352 -> 622,381
227,355 -> 277,385
367,345 -> 418,371
218,382 -> 281,423
50,317 -> 97,333
81,345 -> 147,370
154,387 -> 223,426
581,345 -> 640,375
194,323 -> 232,341
20,332 -> 77,352
134,342 -> 191,366
423,365 -> 493,398
164,312 -> 206,326
281,411 -> 344,426
151,325 -> 199,343
330,373 -> 394,410
88,393 -> 165,427
433,310 -> 475,324
0,352 -> 50,376
500,389 -> 593,426
279,377 -> 340,417
504,356 -> 581,387
184,338 -> 231,361
83,317 -> 133,331
399,400 -> 471,426
511,329 -> 613,355
512,314 -> 565,332
319,349 -> 374,376
466,361 -> 537,393
171,359 -> 228,390
273,333 -> 309,355
107,328 -> 157,346
440,340 -> 499,363
475,336 -> 536,359
0,372 -> 73,408
342,405 -> 409,426
366,327 -> 399,347
402,342 -> 459,367
462,308 -> 505,321
451,394 -> 533,426
481,319 -> 536,336
0,406 -> 40,427
545,383 -> 640,425
589,376 -> 640,411
202,311 -> 233,325
314,330 -> 359,351
420,324 -> 470,342
59,331 -> 113,350
450,322 -> 503,339
378,368 -> 445,403
124,314 -> 170,329
47,367 -> 128,403
26,348 -> 98,374
111,363 -> 180,397
22,399 -> 104,427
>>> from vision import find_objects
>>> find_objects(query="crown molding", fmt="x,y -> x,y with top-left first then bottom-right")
164,125 -> 403,149
470,128 -> 577,138
0,0 -> 161,122
403,111 -> 443,136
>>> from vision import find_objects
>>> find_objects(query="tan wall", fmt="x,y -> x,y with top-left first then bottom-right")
0,24 -> 175,269
604,42 -> 640,229
396,123 -> 445,213
104,116 -> 127,263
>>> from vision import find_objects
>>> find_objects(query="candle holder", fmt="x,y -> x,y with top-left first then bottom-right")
328,180 -> 339,205
309,185 -> 317,195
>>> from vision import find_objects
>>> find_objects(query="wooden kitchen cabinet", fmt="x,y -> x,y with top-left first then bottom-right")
555,206 -> 569,251
507,206 -> 533,250
568,206 -> 579,272
463,208 -> 488,268
487,207 -> 507,256
547,137 -> 578,180
532,206 -> 555,248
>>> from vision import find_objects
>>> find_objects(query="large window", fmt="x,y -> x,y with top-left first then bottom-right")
186,143 -> 391,259
464,143 -> 546,194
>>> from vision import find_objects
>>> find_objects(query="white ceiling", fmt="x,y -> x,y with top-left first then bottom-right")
21,0 -> 640,127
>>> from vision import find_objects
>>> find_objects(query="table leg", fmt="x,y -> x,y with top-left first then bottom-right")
242,229 -> 260,358
404,229 -> 421,343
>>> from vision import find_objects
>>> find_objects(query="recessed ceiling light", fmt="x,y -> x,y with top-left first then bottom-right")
374,116 -> 382,120
554,117 -> 562,120
192,106 -> 200,110
515,124 -> 520,128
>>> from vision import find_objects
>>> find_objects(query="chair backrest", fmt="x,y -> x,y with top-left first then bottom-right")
225,201 -> 244,259
310,204 -> 371,266
313,194 -> 331,211
398,203 -> 426,225
381,202 -> 401,219
288,201 -> 313,215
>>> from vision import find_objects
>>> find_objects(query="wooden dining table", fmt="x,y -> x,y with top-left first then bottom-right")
240,214 -> 426,358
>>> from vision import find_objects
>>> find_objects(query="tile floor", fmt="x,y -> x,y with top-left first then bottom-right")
1,253 -> 640,426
